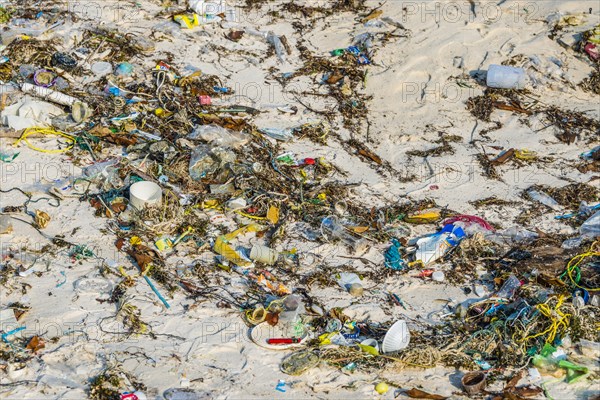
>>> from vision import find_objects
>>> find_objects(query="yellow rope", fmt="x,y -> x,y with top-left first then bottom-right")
564,241 -> 600,292
14,127 -> 75,154
522,295 -> 571,344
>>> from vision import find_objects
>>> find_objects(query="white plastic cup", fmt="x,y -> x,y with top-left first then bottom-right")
249,244 -> 279,265
486,64 -> 527,89
129,181 -> 162,210
381,320 -> 411,354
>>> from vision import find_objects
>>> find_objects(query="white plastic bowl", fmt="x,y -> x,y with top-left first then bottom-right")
381,320 -> 410,354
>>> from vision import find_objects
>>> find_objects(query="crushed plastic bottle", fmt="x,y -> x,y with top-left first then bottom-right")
528,189 -> 562,211
485,227 -> 538,245
266,31 -> 287,63
415,224 -> 465,265
259,127 -> 294,141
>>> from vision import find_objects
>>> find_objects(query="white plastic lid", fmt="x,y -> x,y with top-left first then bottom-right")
91,61 -> 112,76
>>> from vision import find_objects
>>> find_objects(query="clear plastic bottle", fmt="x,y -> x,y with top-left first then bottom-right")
266,31 -> 287,63
528,189 -> 561,211
321,216 -> 367,253
580,210 -> 600,238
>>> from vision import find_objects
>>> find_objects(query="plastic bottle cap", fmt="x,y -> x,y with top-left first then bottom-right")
432,271 -> 445,282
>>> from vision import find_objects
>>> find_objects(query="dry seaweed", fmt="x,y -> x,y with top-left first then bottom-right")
540,106 -> 600,144
470,197 -> 521,209
89,365 -> 146,400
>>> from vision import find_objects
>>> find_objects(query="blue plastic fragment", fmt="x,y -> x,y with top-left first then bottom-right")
384,238 -> 405,271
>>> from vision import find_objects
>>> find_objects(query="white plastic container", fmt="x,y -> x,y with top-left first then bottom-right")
486,64 -> 527,89
249,244 -> 279,265
129,181 -> 162,210
381,320 -> 410,354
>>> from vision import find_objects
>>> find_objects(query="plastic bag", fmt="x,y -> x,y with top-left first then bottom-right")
188,124 -> 250,148
188,145 -> 236,180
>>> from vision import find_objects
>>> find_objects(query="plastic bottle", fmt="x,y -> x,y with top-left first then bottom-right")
266,31 -> 287,63
321,216 -> 367,253
528,189 -> 561,211
580,210 -> 600,238
486,64 -> 527,89
259,127 -> 293,141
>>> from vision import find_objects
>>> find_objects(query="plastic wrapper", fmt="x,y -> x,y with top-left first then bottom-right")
188,124 -> 250,148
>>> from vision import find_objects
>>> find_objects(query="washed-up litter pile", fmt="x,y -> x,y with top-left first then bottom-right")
0,0 -> 599,399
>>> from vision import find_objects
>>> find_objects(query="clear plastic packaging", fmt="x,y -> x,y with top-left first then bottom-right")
188,124 -> 250,148
494,274 -> 521,299
188,145 -> 236,180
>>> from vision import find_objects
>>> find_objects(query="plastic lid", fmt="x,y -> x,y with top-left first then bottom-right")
91,61 -> 112,76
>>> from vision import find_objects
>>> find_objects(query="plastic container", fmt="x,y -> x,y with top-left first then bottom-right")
432,271 -> 445,282
381,320 -> 410,354
415,224 -> 465,265
249,244 -> 279,265
461,371 -> 486,395
129,181 -> 163,210
486,64 -> 527,89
